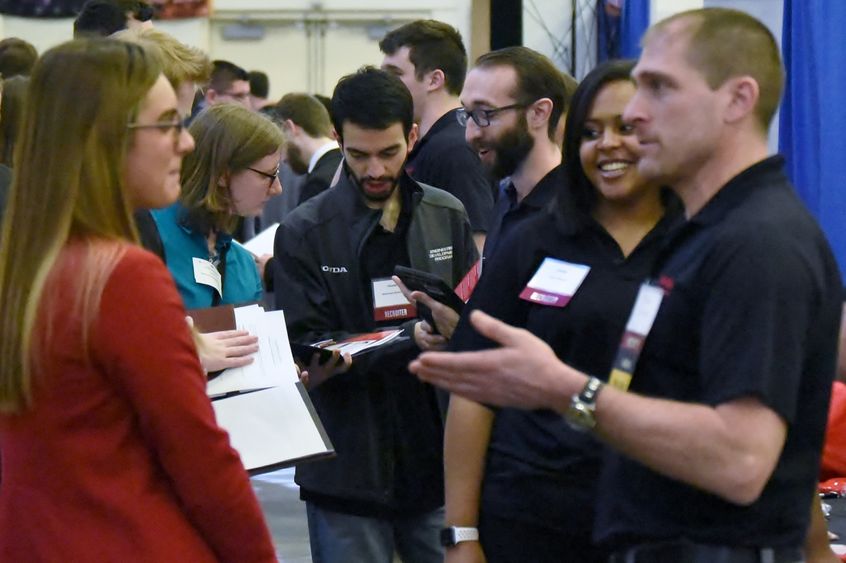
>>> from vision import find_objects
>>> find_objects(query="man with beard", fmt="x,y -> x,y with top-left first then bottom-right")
275,92 -> 342,205
380,20 -> 495,252
462,46 -> 569,262
272,67 -> 478,563
404,47 -> 570,350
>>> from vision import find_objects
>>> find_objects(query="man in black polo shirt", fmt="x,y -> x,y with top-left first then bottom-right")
273,67 -> 477,563
380,19 -> 494,252
404,46 -> 570,349
411,8 -> 842,562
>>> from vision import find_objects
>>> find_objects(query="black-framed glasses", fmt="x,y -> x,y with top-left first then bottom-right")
247,166 -> 280,190
127,119 -> 186,136
456,103 -> 528,128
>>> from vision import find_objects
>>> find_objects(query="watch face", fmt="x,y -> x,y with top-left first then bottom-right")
566,402 -> 596,431
439,528 -> 456,547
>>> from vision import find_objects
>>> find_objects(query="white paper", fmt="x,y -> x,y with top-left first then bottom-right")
322,329 -> 403,357
212,385 -> 332,471
206,306 -> 299,396
237,223 -> 279,257
192,257 -> 222,296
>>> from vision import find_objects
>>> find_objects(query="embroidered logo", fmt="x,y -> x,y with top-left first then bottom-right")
428,246 -> 453,262
321,265 -> 348,273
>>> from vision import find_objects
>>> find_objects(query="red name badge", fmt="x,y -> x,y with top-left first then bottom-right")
372,278 -> 416,321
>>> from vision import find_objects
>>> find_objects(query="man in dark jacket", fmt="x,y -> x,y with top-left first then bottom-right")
273,67 -> 477,563
275,92 -> 342,205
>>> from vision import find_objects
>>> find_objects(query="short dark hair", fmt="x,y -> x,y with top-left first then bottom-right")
562,59 -> 636,216
379,19 -> 467,96
209,60 -> 248,92
646,8 -> 783,131
248,70 -> 269,98
0,39 -> 37,79
331,66 -> 413,142
276,93 -> 332,138
474,46 -> 569,140
73,0 -> 153,38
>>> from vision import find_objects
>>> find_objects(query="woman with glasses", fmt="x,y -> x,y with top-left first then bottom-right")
152,103 -> 283,309
0,39 -> 275,561
442,60 -> 681,563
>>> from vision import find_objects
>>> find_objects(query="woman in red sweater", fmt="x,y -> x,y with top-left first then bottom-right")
0,39 -> 276,562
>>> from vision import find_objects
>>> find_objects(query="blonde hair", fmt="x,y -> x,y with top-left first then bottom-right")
113,27 -> 211,90
179,104 -> 283,234
0,39 -> 161,412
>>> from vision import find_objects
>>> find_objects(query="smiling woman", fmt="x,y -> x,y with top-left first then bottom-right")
151,103 -> 283,309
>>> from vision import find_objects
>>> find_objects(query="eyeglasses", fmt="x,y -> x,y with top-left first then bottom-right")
127,119 -> 187,137
247,166 -> 280,190
221,91 -> 250,101
456,104 -> 528,128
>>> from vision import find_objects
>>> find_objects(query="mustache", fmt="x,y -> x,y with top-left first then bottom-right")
361,175 -> 396,183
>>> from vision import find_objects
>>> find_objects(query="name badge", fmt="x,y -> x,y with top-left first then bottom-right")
608,283 -> 665,391
193,257 -> 222,297
372,278 -> 416,321
518,257 -> 590,307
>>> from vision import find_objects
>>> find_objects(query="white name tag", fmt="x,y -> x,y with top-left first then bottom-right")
372,278 -> 416,321
193,257 -> 222,297
625,283 -> 664,335
519,257 -> 590,308
608,282 -> 665,391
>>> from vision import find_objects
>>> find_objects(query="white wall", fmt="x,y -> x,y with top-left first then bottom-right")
0,0 -> 471,99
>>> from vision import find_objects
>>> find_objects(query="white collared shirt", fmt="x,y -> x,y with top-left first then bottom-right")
308,141 -> 340,174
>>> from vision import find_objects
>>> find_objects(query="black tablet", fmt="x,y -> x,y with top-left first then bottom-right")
393,266 -> 465,313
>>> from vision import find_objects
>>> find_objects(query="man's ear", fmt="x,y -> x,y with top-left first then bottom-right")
407,123 -> 419,153
282,119 -> 298,136
723,76 -> 759,125
527,97 -> 554,132
427,69 -> 446,93
205,89 -> 218,105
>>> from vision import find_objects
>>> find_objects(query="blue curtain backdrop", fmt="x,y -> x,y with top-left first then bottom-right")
779,1 -> 846,277
597,0 -> 650,62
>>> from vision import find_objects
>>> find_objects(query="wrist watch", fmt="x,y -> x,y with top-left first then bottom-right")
439,526 -> 479,547
564,376 -> 604,431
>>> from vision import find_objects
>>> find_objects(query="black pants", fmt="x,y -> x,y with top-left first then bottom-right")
478,512 -> 607,563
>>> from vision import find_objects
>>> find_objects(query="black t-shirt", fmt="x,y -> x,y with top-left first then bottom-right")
481,164 -> 564,262
594,156 -> 843,549
406,109 -> 495,233
451,202 -> 680,540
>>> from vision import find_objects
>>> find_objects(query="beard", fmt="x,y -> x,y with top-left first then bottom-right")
478,115 -> 535,179
350,171 -> 400,203
286,143 -> 309,175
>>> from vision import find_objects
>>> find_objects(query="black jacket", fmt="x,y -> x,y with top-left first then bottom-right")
298,147 -> 343,205
273,169 -> 477,510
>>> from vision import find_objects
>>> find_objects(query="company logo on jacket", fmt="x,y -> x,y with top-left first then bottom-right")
429,246 -> 453,262
322,265 -> 349,273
